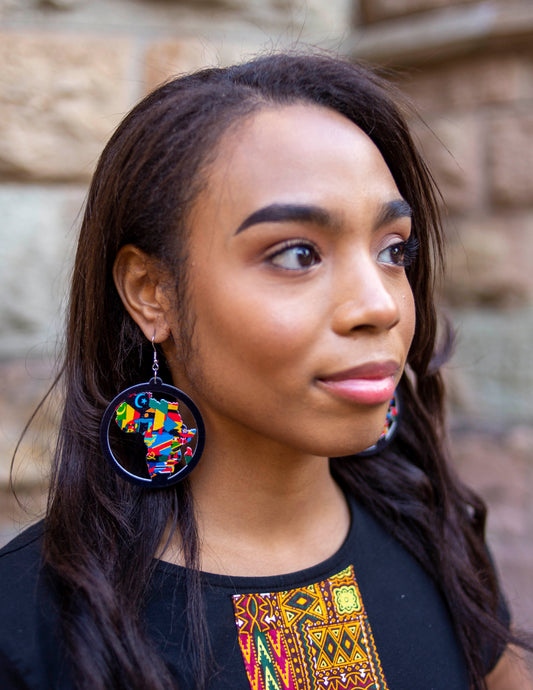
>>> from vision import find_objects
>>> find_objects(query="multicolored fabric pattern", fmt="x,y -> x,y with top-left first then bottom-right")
232,566 -> 389,690
114,392 -> 196,477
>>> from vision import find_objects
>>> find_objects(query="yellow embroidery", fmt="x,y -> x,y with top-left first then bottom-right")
233,566 -> 389,690
332,585 -> 362,615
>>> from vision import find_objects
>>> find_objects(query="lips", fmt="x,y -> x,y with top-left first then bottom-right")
317,361 -> 399,405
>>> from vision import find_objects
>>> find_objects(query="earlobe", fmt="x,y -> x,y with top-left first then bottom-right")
113,244 -> 171,343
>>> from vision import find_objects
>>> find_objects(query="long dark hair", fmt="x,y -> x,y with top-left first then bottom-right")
42,52 -> 520,689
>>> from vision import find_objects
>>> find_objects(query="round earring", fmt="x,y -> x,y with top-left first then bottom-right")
99,338 -> 205,488
355,392 -> 400,457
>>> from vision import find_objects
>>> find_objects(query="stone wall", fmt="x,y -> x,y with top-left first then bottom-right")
1,0 -> 531,635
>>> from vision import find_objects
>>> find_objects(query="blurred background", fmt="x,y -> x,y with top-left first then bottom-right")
1,0 -> 532,637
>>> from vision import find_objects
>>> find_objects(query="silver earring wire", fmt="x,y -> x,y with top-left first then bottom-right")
151,335 -> 161,384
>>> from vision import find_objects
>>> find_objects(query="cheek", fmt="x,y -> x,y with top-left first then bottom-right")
401,285 -> 417,352
188,278 -> 320,380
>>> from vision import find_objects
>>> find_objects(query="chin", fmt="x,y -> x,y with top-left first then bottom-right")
319,422 -> 387,458
297,433 -> 383,459
327,444 -> 375,459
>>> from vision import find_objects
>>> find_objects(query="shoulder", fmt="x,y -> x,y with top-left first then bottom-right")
0,521 -> 47,649
0,522 -> 70,689
346,495 -> 510,681
0,521 -> 45,603
343,497 -> 472,686
0,520 -> 44,564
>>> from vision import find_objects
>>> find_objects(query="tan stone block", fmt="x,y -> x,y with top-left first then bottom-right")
292,0 -> 353,35
488,112 -> 533,207
0,32 -> 132,181
0,358 -> 58,492
145,39 -> 221,92
444,214 -> 533,306
0,184 -> 86,357
401,55 -> 532,114
445,302 -> 533,428
449,426 -> 533,630
450,429 -> 530,539
144,38 -> 257,92
361,0 -> 475,24
411,114 -> 483,214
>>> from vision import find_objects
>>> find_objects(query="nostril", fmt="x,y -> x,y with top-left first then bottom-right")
331,290 -> 400,335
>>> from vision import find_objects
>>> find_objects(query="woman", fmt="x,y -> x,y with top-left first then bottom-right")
0,52 -> 530,690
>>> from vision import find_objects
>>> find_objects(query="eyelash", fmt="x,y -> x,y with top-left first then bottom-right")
266,235 -> 419,271
378,236 -> 419,268
267,240 -> 321,270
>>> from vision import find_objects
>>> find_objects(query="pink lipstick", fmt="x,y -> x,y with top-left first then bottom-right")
317,361 -> 399,405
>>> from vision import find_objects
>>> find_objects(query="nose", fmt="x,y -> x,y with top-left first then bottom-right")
330,256 -> 401,335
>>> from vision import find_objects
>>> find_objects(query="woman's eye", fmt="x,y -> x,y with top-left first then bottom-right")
378,237 -> 419,268
269,244 -> 321,270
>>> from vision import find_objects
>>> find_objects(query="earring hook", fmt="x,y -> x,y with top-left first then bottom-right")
151,334 -> 161,384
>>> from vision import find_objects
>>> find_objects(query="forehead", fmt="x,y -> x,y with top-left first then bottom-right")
193,103 -> 401,225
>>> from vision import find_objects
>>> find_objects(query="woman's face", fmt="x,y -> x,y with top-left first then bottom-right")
166,104 -> 416,457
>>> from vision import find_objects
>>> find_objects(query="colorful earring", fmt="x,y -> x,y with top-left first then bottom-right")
355,392 -> 400,457
99,337 -> 205,487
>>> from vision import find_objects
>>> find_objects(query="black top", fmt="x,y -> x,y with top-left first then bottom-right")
0,497 -> 508,689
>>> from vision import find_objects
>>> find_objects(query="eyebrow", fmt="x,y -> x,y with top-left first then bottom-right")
374,198 -> 412,230
234,198 -> 412,235
234,203 -> 334,235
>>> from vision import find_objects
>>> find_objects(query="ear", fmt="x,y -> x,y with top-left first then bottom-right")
113,244 -> 172,343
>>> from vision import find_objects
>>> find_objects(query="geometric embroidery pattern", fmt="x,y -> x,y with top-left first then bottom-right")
233,566 -> 389,690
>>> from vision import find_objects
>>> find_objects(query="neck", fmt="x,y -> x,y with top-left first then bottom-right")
161,429 -> 350,577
